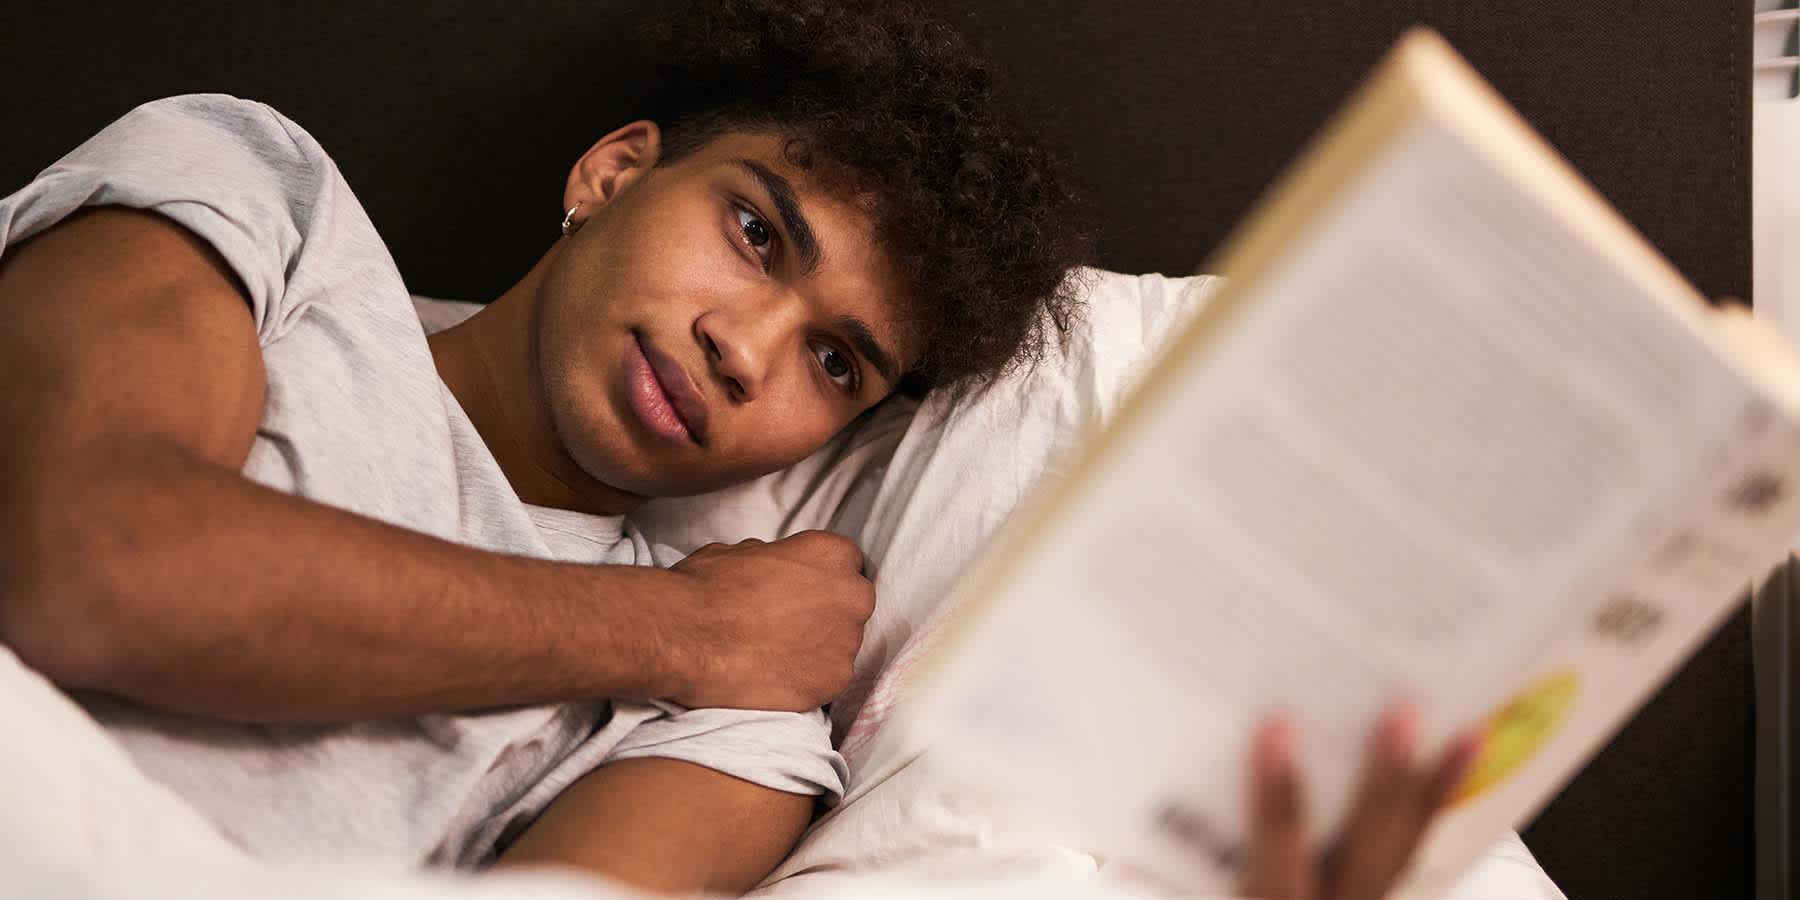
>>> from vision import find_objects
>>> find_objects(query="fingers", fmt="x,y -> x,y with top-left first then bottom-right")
1323,705 -> 1428,900
1323,708 -> 1485,900
700,530 -> 866,578
1243,716 -> 1315,900
782,528 -> 868,576
1422,730 -> 1484,814
777,531 -> 876,639
1241,705 -> 1483,900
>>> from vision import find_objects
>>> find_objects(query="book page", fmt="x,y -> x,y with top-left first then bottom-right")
904,112 -> 1773,889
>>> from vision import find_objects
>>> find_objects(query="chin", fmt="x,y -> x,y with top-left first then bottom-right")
565,421 -> 671,499
538,369 -> 659,498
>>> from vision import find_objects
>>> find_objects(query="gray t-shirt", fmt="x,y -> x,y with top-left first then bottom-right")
0,94 -> 846,867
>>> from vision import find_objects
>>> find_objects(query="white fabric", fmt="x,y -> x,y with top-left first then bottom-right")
0,93 -> 843,868
736,269 -> 1565,900
421,271 -> 1569,899
5,274 -> 1568,897
0,625 -> 1556,900
751,269 -> 1223,893
0,637 -> 1121,898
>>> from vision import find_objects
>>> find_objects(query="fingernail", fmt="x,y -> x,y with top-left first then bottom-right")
1260,717 -> 1300,780
1450,729 -> 1487,775
1432,731 -> 1487,809
1383,704 -> 1421,764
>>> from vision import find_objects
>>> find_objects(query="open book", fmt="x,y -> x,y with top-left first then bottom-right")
896,28 -> 1800,898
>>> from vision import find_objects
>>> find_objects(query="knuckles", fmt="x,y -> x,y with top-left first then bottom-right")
786,529 -> 864,568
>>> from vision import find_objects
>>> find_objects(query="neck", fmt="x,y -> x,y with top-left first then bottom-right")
428,247 -> 646,517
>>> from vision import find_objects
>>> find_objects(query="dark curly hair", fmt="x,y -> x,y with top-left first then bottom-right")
645,0 -> 1092,400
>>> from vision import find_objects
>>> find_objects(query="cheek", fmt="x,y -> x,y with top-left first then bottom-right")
536,262 -> 617,395
714,394 -> 849,480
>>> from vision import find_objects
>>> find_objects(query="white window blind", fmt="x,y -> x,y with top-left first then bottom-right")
1753,6 -> 1796,897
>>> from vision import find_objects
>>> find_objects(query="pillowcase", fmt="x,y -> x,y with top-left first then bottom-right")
821,268 -> 1220,768
751,269 -> 1220,893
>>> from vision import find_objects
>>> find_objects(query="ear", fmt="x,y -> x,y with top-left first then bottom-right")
562,121 -> 663,225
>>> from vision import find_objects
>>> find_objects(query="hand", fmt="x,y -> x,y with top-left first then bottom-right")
663,530 -> 874,712
1240,705 -> 1484,900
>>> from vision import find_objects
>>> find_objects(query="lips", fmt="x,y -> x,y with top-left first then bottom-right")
628,333 -> 709,447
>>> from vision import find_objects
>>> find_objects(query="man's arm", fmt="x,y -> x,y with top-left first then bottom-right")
0,208 -> 871,722
495,758 -> 814,896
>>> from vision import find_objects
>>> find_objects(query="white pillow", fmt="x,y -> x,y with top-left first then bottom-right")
828,268 -> 1220,757
757,270 -> 1564,900
751,268 -> 1220,893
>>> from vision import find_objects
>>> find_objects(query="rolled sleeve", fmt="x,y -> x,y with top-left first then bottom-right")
0,93 -> 336,345
603,701 -> 848,802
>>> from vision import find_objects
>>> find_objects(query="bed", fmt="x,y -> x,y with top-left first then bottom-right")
0,2 -> 1753,897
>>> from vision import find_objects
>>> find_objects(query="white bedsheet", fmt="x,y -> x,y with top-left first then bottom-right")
0,637 -> 1549,900
0,495 -> 1560,900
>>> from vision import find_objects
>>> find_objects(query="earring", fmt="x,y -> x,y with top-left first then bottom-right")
561,203 -> 583,236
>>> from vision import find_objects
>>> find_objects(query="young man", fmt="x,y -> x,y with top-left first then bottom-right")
0,1 -> 1475,897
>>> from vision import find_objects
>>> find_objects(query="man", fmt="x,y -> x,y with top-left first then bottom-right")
0,1 -> 1476,897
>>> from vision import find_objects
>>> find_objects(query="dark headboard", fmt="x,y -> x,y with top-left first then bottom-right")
1,3 -> 1751,897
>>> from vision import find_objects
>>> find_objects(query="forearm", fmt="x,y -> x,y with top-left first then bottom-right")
0,208 -> 860,722
3,440 -> 693,722
496,757 -> 814,896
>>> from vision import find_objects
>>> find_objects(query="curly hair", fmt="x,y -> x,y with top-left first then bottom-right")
645,0 -> 1092,400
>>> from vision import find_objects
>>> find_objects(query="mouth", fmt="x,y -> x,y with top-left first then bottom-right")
626,332 -> 709,447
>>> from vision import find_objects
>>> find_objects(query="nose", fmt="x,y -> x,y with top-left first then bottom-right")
695,291 -> 805,403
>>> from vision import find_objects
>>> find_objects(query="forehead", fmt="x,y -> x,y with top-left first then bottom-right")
666,131 -> 925,365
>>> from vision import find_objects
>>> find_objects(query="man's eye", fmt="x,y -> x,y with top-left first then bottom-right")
735,206 -> 774,269
811,341 -> 857,391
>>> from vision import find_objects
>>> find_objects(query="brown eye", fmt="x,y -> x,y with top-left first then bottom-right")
811,341 -> 856,390
735,207 -> 774,269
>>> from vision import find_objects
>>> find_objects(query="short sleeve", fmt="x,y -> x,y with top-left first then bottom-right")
603,701 -> 849,802
0,94 -> 336,345
463,701 -> 849,866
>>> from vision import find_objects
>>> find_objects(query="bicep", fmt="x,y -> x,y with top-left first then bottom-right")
497,757 -> 815,896
0,206 -> 266,478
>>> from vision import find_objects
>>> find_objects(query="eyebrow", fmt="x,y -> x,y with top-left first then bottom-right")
834,314 -> 902,387
737,159 -> 821,275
